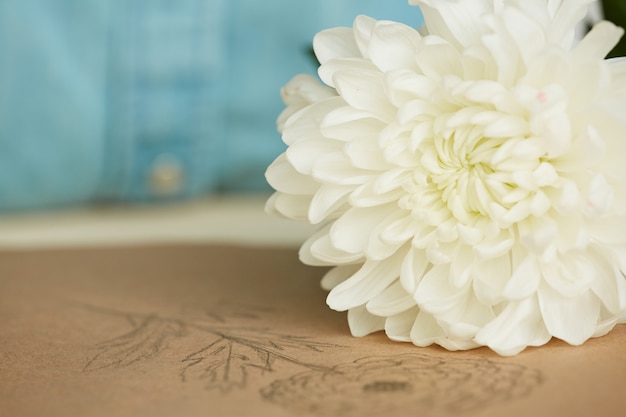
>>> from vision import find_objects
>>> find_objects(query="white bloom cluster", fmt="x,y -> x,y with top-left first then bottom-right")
266,0 -> 626,355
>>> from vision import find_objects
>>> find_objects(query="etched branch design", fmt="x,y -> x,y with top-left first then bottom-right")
84,315 -> 186,371
81,303 -> 337,392
80,303 -> 544,415
180,330 -> 333,392
261,353 -> 544,417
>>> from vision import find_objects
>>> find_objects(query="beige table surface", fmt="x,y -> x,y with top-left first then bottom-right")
1,194 -> 624,417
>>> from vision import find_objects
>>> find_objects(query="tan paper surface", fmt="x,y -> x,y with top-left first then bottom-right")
1,245 -> 624,417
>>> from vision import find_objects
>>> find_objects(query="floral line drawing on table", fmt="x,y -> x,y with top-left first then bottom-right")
261,353 -> 543,417
79,302 -> 543,415
80,303 -> 338,392
179,329 -> 336,392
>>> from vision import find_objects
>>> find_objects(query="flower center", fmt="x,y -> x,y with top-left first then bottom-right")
398,82 -> 560,230
397,78 -> 571,236
429,129 -> 507,219
416,148 -> 487,226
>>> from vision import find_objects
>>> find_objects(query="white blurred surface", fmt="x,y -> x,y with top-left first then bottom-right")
0,194 -> 316,249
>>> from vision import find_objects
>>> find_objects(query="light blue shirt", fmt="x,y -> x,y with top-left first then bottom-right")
0,0 -> 423,211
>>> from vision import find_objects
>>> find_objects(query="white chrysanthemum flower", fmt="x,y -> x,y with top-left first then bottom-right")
266,0 -> 626,356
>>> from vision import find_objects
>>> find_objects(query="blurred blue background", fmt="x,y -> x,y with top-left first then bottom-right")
0,0 -> 424,212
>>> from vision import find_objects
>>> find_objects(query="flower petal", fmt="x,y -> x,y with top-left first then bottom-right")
474,228 -> 515,259
499,7 -> 546,66
538,286 -> 601,346
481,31 -> 522,87
410,309 -> 445,347
352,15 -> 377,59
449,244 -> 474,288
282,97 -> 345,146
347,304 -> 385,337
475,296 -> 551,356
266,192 -> 312,222
329,205 -> 396,254
313,27 -> 361,65
319,58 -> 378,89
321,106 -> 385,141
333,68 -> 395,119
586,247 -> 626,315
312,152 -> 374,186
434,289 -> 495,341
502,255 -> 541,300
278,74 -> 337,131
366,212 -> 414,261
386,70 -> 436,108
414,264 -> 468,315
265,154 -> 319,195
369,20 -> 422,73
286,138 -> 343,175
308,184 -> 352,224
575,21 -> 624,61
385,307 -> 420,342
299,224 -> 363,266
400,249 -> 430,295
472,254 -> 510,305
366,281 -> 416,317
541,251 -> 594,298
343,136 -> 392,171
411,0 -> 491,48
321,264 -> 361,291
327,251 -> 405,311
546,0 -> 598,47
415,38 -> 463,79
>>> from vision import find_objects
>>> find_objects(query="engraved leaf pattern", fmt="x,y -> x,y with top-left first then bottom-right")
82,305 -> 335,392
181,338 -> 267,392
180,330 -> 335,392
261,353 -> 544,417
80,304 -> 544,416
84,315 -> 185,372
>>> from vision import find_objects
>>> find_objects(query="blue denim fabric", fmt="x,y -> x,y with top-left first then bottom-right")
0,0 -> 423,211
